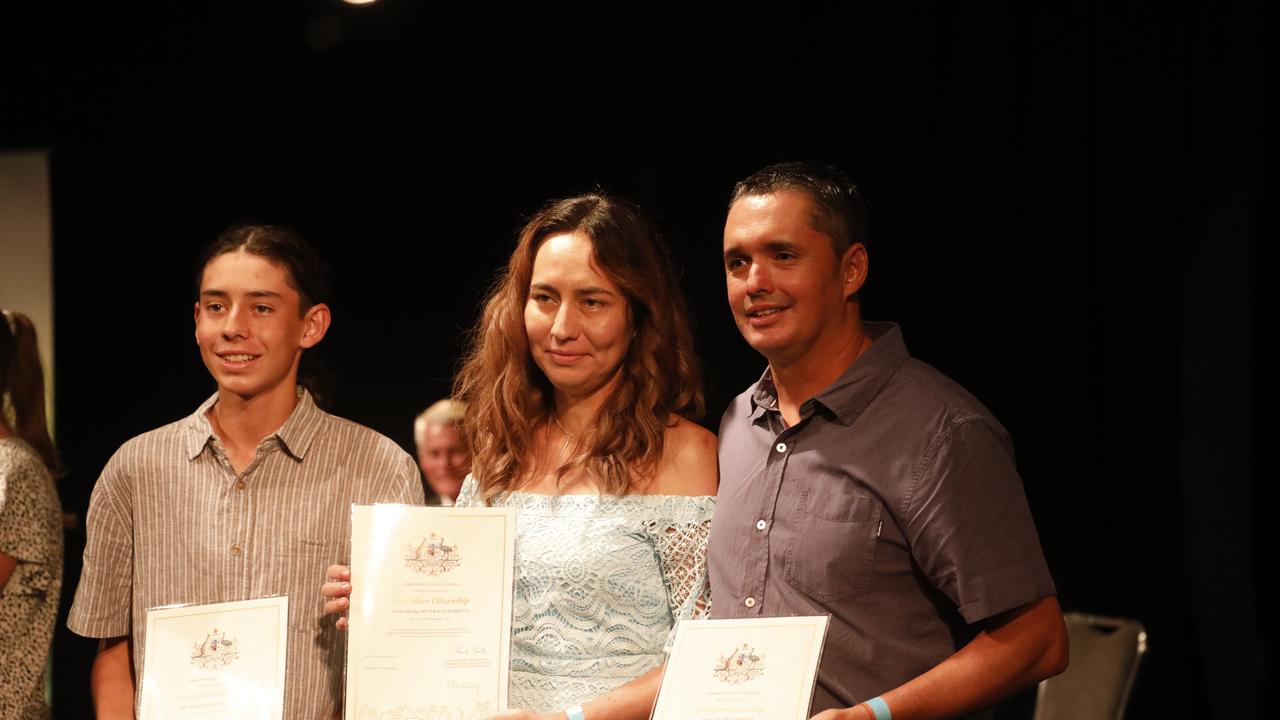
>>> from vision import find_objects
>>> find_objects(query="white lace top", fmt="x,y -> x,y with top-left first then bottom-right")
457,476 -> 714,713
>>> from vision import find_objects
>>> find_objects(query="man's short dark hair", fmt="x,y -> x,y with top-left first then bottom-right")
730,162 -> 868,256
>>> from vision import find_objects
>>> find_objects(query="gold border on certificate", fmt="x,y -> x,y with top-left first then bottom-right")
652,615 -> 830,720
138,595 -> 289,720
345,504 -> 516,720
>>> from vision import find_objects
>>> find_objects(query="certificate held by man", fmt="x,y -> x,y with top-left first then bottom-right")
653,616 -> 830,720
346,504 -> 516,720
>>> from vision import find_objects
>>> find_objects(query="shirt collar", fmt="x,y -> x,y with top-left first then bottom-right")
183,387 -> 324,462
747,369 -> 779,422
747,321 -> 910,427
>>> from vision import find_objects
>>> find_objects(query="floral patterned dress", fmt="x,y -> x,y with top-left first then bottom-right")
457,476 -> 713,712
0,437 -> 62,720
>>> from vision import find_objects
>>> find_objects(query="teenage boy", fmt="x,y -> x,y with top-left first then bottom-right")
69,226 -> 424,718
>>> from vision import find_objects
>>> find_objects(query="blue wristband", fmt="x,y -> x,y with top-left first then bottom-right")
565,705 -> 586,720
865,697 -> 892,720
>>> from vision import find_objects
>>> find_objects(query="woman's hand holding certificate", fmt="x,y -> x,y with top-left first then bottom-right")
344,504 -> 516,720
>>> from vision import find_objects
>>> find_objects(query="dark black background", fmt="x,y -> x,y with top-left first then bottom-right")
0,1 -> 1260,717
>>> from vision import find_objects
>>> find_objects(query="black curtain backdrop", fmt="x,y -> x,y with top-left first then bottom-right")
0,2 -> 1260,718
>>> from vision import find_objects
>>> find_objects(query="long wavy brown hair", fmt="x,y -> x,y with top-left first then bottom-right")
454,193 -> 704,502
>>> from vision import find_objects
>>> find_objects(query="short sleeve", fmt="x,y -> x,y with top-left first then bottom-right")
67,452 -> 136,638
0,455 -> 50,564
643,497 -> 715,653
383,452 -> 427,505
0,445 -> 60,601
903,417 -> 1056,623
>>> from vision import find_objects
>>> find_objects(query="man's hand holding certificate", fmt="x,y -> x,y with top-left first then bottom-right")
653,616 -> 830,720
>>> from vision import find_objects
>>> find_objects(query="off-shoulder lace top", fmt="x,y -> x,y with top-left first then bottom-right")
457,475 -> 714,713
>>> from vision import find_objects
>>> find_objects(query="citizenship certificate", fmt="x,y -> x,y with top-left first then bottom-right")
345,504 -> 516,720
652,615 -> 830,720
138,595 -> 289,720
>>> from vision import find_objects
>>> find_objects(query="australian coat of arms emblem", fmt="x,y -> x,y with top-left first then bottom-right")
404,533 -> 461,575
713,643 -> 765,684
190,628 -> 238,669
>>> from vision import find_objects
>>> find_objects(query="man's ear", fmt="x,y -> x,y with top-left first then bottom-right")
299,303 -> 331,349
841,242 -> 869,299
193,301 -> 201,344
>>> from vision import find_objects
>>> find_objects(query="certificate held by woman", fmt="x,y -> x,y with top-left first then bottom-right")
345,504 -> 516,720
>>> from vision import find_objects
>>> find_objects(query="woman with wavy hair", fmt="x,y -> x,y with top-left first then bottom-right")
0,310 -> 63,720
326,193 -> 717,719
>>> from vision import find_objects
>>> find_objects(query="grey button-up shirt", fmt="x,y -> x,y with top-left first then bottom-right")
709,322 -> 1055,716
69,389 -> 424,718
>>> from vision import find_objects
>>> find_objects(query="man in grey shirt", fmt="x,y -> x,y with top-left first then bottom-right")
708,163 -> 1068,720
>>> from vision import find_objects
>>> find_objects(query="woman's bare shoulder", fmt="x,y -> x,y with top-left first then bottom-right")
649,418 -> 718,496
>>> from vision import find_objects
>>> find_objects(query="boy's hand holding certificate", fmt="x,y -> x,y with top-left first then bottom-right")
139,596 -> 289,720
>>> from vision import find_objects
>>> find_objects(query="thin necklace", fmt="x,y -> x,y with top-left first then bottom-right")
551,412 -> 594,459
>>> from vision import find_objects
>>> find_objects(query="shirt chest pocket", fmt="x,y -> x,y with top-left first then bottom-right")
275,537 -> 340,632
784,488 -> 882,602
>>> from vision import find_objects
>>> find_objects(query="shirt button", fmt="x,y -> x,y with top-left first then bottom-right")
756,519 -> 767,530
230,545 -> 242,556
235,480 -> 246,491
775,442 -> 787,453
744,596 -> 756,608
